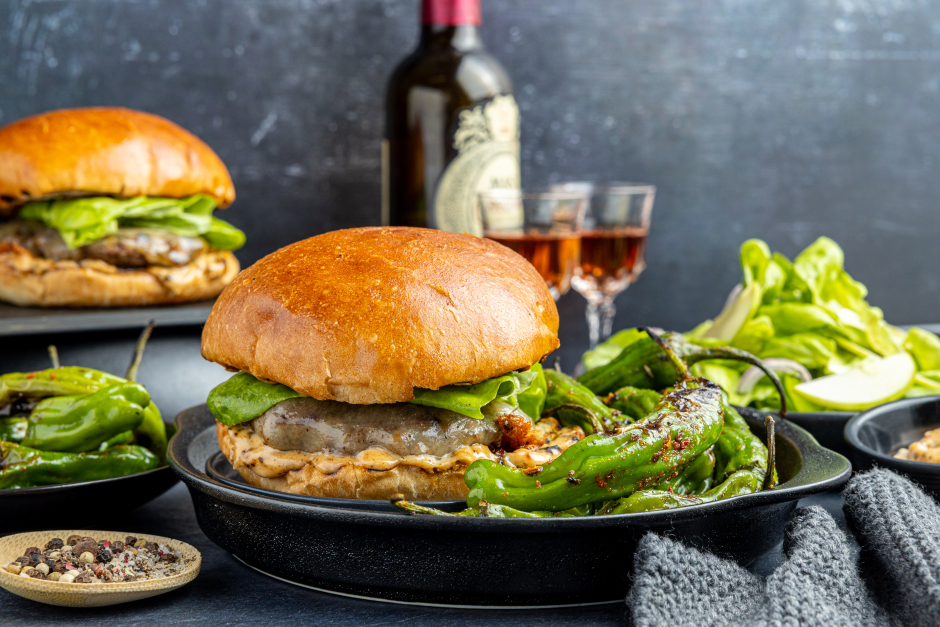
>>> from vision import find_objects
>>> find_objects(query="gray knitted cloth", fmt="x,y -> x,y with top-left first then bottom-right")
626,469 -> 940,627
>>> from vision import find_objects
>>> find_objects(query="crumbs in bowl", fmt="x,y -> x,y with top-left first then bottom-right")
894,428 -> 940,464
2,535 -> 193,583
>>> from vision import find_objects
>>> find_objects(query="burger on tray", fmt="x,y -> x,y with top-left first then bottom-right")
202,227 -> 581,501
0,107 -> 244,307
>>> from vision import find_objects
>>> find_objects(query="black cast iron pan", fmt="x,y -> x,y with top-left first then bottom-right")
169,405 -> 850,607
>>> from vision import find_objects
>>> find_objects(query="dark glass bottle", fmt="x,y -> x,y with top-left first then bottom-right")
383,0 -> 520,236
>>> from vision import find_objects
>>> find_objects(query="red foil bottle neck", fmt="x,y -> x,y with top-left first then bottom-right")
422,0 -> 481,26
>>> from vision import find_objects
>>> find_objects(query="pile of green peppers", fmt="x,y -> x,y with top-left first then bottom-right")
394,328 -> 781,518
0,364 -> 166,490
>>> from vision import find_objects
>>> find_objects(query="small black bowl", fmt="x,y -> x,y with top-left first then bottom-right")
0,423 -> 180,534
780,410 -> 855,458
170,405 -> 850,606
844,396 -> 940,500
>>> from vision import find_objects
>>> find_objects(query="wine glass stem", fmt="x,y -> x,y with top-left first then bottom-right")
586,302 -> 602,350
600,300 -> 617,341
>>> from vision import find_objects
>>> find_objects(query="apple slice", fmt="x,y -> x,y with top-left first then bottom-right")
794,352 -> 916,411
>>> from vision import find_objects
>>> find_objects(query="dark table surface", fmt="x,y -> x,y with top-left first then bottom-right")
0,480 -> 848,625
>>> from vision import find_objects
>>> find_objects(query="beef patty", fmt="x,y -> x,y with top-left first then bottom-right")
0,220 -> 208,267
250,397 -> 511,457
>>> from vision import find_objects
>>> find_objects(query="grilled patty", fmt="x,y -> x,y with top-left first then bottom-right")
0,220 -> 208,267
250,397 -> 506,457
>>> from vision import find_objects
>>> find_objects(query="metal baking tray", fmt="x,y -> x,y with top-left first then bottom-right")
0,300 -> 216,337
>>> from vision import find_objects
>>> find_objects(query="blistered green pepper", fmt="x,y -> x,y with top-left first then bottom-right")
577,330 -> 787,415
596,469 -> 762,514
0,367 -> 124,406
21,382 -> 150,453
465,376 -> 725,512
542,369 -> 617,434
98,430 -> 135,451
391,497 -> 593,518
605,386 -> 662,422
133,404 -> 167,463
0,417 -> 28,443
0,442 -> 159,489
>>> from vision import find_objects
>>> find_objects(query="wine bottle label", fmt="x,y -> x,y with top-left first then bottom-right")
433,94 -> 520,237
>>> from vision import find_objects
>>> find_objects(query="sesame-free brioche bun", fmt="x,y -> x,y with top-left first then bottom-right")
0,107 -> 235,216
202,227 -> 560,404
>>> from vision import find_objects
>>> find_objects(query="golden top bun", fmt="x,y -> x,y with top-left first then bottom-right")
202,227 -> 560,404
0,107 -> 235,216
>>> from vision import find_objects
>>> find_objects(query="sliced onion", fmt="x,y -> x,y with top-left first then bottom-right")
737,359 -> 812,394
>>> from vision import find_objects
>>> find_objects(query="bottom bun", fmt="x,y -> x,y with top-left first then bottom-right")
0,243 -> 240,307
216,421 -> 471,501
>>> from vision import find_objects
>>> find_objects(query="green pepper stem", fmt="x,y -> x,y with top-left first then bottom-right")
541,404 -> 607,434
694,345 -> 788,417
47,345 -> 60,369
125,321 -> 156,382
762,415 -> 777,490
643,327 -> 691,380
390,495 -> 454,516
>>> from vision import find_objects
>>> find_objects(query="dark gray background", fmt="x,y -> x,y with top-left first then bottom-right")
3,0 -> 940,366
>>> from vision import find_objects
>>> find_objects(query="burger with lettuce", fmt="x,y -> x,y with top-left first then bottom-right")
0,107 -> 245,307
201,227 -> 583,501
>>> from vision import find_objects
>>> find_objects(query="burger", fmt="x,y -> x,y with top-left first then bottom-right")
202,227 -> 584,501
0,107 -> 244,307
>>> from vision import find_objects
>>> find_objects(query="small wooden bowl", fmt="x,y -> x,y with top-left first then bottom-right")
0,529 -> 201,607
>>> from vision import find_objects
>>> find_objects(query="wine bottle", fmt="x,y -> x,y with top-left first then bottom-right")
383,0 -> 520,236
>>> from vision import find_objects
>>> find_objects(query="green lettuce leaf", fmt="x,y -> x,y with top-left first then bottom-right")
18,195 -> 245,251
740,239 -> 786,304
207,372 -> 304,427
730,315 -> 774,355
516,363 -> 547,420
905,327 -> 940,371
208,366 -> 548,427
409,369 -> 541,419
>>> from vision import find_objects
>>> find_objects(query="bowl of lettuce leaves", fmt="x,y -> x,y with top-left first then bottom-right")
583,236 -> 940,456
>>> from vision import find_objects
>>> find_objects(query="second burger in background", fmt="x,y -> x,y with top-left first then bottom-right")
202,227 -> 580,501
0,107 -> 244,307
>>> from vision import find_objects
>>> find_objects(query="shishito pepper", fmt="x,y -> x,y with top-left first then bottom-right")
21,382 -> 150,453
0,367 -> 124,406
0,441 -> 159,489
577,330 -> 788,415
465,376 -> 725,512
542,369 -> 617,434
0,417 -> 28,443
596,404 -> 777,514
605,385 -> 662,422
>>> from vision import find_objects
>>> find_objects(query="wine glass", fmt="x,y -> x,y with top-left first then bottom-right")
479,189 -> 588,300
555,183 -> 656,349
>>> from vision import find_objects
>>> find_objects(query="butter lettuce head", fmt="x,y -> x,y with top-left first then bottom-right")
19,194 -> 245,251
207,364 -> 548,427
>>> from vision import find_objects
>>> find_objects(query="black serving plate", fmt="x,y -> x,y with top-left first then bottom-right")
0,422 -> 180,534
845,396 -> 940,500
170,404 -> 850,607
779,411 -> 855,458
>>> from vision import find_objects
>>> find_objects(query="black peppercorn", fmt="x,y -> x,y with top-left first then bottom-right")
124,536 -> 137,546
27,569 -> 45,579
111,541 -> 125,553
23,547 -> 40,558
96,547 -> 113,563
160,553 -> 178,563
73,571 -> 94,584
15,557 -> 28,565
52,559 -> 69,574
66,535 -> 83,546
73,539 -> 97,556
43,559 -> 55,569
143,542 -> 159,553
28,553 -> 42,566
44,538 -> 64,551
